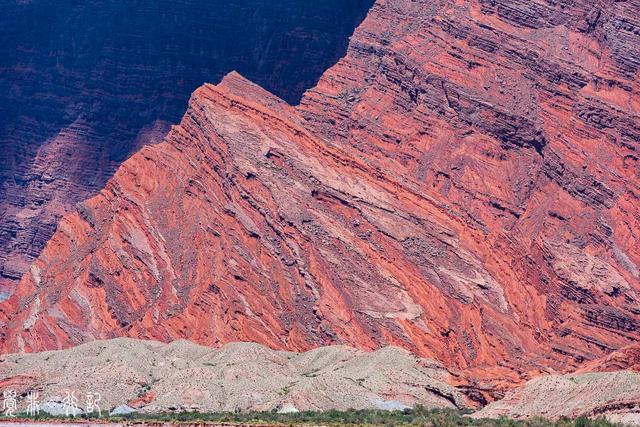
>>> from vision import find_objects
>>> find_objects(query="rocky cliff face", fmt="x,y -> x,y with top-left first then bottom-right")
0,0 -> 373,296
1,0 -> 639,396
299,0 -> 640,377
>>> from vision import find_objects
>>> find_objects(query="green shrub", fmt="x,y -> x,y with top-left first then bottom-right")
9,407 -> 624,427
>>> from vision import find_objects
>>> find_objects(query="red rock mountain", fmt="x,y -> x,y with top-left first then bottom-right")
0,0 -> 372,298
2,0 -> 639,394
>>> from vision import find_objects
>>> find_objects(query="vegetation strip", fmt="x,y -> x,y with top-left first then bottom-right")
2,407 -> 620,427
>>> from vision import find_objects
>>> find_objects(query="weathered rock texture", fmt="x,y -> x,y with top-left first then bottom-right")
0,338 -> 469,413
298,0 -> 640,382
1,0 -> 639,396
0,0 -> 373,296
473,370 -> 640,424
577,343 -> 640,373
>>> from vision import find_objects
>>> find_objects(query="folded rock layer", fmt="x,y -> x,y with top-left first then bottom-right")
0,0 -> 373,296
1,0 -> 639,395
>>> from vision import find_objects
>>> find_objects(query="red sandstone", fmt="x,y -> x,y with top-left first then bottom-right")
1,0 -> 639,397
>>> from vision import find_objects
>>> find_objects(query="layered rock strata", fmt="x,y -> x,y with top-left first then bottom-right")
0,0 -> 373,296
1,0 -> 639,397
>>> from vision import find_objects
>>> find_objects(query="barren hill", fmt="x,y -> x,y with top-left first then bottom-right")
0,338 -> 468,413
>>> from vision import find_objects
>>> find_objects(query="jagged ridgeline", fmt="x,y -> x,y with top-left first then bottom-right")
0,0 -> 375,297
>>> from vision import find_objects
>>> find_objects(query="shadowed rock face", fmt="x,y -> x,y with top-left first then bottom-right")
0,0 -> 374,295
1,0 -> 639,397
